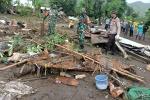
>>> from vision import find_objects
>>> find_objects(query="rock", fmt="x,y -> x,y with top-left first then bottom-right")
146,64 -> 150,71
75,74 -> 86,79
60,72 -> 72,78
109,82 -> 124,98
0,42 -> 10,52
55,76 -> 79,86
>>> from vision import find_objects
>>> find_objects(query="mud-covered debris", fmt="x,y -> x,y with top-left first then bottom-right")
55,76 -> 79,86
0,81 -> 36,100
109,82 -> 124,98
8,52 -> 29,62
146,64 -> 150,71
75,74 -> 86,79
60,72 -> 72,78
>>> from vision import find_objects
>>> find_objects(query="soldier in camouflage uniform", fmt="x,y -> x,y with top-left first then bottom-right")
77,17 -> 87,50
77,8 -> 88,50
48,6 -> 58,35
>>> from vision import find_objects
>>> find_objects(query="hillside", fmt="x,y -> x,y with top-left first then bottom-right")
128,1 -> 150,16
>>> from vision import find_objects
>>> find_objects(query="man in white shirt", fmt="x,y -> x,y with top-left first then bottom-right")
106,10 -> 121,55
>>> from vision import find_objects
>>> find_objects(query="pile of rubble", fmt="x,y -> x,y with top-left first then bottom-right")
0,38 -> 147,99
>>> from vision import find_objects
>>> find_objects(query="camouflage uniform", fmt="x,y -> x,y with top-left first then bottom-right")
48,8 -> 58,35
77,13 -> 88,50
77,21 -> 86,49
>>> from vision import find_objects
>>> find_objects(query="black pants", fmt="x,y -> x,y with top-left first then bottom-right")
129,30 -> 133,37
105,24 -> 109,30
106,34 -> 116,54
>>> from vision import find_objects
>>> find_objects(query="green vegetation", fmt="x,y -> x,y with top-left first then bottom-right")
0,0 -> 137,18
27,44 -> 42,54
0,0 -> 12,13
0,0 -> 150,35
44,33 -> 67,50
8,35 -> 24,56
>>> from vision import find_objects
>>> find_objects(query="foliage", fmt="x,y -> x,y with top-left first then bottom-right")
0,0 -> 12,13
103,0 -> 127,18
14,1 -> 33,16
44,33 -> 67,50
145,8 -> 150,23
49,0 -> 77,16
126,6 -> 134,16
8,35 -> 23,56
17,6 -> 33,16
75,0 -> 84,15
27,44 -> 43,54
32,0 -> 41,9
93,0 -> 105,18
145,8 -> 150,35
75,0 -> 105,17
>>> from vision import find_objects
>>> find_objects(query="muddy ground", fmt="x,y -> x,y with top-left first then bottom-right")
0,14 -> 150,100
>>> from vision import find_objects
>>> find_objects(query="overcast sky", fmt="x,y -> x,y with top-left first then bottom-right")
126,0 -> 150,3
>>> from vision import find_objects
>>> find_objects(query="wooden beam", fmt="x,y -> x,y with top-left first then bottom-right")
0,59 -> 28,71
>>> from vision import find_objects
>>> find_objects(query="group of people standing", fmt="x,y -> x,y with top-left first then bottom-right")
121,20 -> 149,40
105,18 -> 149,41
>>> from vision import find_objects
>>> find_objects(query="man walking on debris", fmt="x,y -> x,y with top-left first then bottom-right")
77,8 -> 87,51
106,10 -> 121,55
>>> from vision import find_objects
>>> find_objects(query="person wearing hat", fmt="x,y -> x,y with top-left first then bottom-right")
76,8 -> 89,51
106,10 -> 121,55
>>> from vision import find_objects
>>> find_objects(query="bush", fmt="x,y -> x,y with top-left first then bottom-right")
16,6 -> 33,16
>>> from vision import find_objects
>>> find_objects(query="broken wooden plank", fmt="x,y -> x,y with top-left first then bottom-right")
111,67 -> 145,83
55,76 -> 79,86
126,49 -> 150,63
0,59 -> 28,71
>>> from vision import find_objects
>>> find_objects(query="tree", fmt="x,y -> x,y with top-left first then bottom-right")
145,8 -> 150,26
32,0 -> 43,10
103,0 -> 127,18
0,0 -> 12,13
75,0 -> 84,15
49,0 -> 77,16
93,0 -> 105,18
126,6 -> 134,16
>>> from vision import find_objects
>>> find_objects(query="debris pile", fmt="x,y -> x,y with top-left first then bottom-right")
0,81 -> 35,100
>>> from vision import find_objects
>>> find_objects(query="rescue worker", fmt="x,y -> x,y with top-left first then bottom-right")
77,18 -> 86,51
48,5 -> 58,35
106,10 -> 121,55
